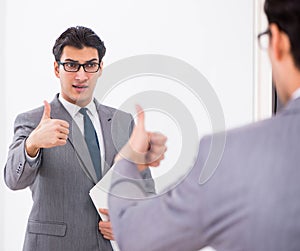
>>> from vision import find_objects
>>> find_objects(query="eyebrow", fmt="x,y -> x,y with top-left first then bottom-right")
64,58 -> 99,63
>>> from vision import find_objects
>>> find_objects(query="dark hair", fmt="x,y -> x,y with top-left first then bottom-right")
264,0 -> 300,69
52,26 -> 106,62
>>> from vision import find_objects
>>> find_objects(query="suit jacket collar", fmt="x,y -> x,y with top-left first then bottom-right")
279,97 -> 300,116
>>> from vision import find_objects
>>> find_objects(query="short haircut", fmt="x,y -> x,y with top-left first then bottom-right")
52,26 -> 106,62
264,0 -> 300,69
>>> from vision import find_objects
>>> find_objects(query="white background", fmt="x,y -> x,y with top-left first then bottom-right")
0,0 -> 261,250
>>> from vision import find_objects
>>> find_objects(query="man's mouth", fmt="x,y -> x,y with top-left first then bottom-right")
73,84 -> 88,89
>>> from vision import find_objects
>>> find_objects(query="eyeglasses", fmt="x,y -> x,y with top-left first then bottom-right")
257,29 -> 271,50
58,61 -> 101,73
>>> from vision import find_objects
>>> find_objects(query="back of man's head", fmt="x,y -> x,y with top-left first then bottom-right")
265,0 -> 300,69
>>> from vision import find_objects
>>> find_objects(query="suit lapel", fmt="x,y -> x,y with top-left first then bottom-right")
94,100 -> 116,175
50,95 -> 98,184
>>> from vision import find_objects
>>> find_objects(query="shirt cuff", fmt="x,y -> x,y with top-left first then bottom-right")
25,148 -> 40,164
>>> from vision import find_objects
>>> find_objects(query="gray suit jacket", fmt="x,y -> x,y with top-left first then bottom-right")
109,97 -> 300,251
4,94 -> 155,251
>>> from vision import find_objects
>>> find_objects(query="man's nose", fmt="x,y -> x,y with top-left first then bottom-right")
75,66 -> 88,80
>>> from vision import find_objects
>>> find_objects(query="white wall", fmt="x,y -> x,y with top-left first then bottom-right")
0,0 -> 6,250
253,0 -> 273,120
1,0 -> 257,250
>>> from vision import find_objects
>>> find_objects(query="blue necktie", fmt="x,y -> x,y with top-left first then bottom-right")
79,108 -> 102,180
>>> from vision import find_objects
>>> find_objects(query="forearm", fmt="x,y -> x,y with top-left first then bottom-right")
108,158 -> 205,251
108,160 -> 172,251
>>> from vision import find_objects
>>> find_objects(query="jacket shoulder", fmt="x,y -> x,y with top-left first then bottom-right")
97,103 -> 133,119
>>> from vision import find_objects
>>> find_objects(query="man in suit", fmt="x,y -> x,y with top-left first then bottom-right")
108,0 -> 300,250
4,26 -> 154,251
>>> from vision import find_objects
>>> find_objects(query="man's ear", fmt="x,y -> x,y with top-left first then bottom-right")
269,23 -> 291,61
54,61 -> 60,78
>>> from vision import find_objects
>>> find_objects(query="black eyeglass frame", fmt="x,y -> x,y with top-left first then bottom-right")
257,29 -> 271,49
57,61 -> 101,73
257,29 -> 271,40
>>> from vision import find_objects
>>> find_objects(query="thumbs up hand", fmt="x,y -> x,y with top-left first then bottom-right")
25,100 -> 69,157
115,105 -> 167,171
129,105 -> 150,155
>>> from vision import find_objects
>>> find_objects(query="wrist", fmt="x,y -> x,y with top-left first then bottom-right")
119,143 -> 146,164
25,136 -> 40,157
137,164 -> 149,171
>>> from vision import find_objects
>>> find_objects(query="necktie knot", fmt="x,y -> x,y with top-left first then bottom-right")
79,107 -> 88,116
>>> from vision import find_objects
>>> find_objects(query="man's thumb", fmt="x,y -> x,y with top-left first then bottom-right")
135,104 -> 145,130
41,100 -> 51,120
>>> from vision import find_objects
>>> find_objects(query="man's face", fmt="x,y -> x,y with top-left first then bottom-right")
54,46 -> 103,107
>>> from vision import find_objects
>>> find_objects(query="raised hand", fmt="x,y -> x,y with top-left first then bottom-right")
129,105 -> 151,155
115,105 -> 167,170
25,100 -> 70,157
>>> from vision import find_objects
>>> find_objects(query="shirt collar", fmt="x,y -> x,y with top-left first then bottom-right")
58,94 -> 97,118
84,99 -> 98,118
291,87 -> 300,101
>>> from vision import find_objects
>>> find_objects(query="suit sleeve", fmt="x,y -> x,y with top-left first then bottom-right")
108,137 -> 212,251
4,113 -> 42,190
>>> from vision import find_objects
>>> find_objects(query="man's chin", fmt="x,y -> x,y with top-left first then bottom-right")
73,96 -> 93,107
